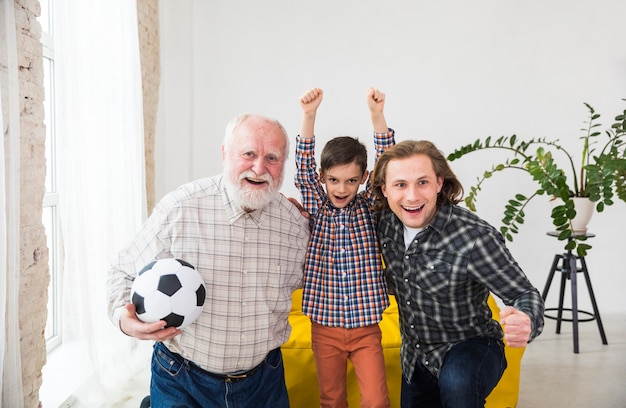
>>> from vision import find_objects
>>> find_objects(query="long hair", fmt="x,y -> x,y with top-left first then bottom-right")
371,140 -> 464,211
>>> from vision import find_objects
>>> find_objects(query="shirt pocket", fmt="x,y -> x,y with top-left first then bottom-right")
409,250 -> 466,301
249,258 -> 293,314
415,258 -> 452,294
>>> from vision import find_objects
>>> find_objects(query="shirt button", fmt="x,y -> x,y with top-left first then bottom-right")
406,301 -> 411,305
404,278 -> 409,282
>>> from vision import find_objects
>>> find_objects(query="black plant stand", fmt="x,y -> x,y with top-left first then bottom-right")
541,232 -> 608,353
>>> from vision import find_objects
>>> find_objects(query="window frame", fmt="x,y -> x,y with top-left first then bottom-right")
40,0 -> 63,352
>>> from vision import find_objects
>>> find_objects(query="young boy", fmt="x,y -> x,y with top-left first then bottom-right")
295,87 -> 395,408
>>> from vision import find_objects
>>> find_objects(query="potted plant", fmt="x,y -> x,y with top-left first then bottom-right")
447,100 -> 626,256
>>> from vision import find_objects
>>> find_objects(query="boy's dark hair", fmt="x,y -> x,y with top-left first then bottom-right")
320,136 -> 368,174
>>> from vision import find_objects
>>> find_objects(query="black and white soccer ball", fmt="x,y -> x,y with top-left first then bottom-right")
131,258 -> 206,329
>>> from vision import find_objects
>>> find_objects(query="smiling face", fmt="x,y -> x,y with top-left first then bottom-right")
381,153 -> 443,229
321,161 -> 368,209
222,116 -> 287,210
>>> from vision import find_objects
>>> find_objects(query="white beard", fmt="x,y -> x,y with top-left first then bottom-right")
223,165 -> 283,211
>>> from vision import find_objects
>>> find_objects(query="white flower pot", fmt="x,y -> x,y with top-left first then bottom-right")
550,197 -> 595,235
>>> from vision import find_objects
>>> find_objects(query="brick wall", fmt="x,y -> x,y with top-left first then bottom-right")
7,0 -> 160,406
138,0 -> 160,212
13,0 -> 49,406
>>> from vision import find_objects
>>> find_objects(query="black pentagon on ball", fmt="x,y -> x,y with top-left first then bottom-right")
176,259 -> 195,269
196,284 -> 206,307
132,292 -> 146,314
157,274 -> 182,296
162,312 -> 185,329
138,260 -> 157,276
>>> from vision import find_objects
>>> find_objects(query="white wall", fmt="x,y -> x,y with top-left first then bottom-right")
156,0 -> 626,314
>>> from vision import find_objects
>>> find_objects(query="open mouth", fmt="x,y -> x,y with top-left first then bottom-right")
402,204 -> 424,213
244,177 -> 267,186
331,194 -> 352,207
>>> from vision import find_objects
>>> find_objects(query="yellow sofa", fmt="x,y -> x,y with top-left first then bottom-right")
282,289 -> 525,407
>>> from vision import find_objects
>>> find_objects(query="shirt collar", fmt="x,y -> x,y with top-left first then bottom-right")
427,203 -> 452,235
220,178 -> 267,226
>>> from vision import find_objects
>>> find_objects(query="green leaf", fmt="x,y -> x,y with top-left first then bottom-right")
551,206 -> 565,217
576,243 -> 592,257
558,230 -> 572,240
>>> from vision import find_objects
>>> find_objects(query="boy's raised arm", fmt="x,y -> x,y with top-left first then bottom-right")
367,87 -> 388,133
299,87 -> 324,139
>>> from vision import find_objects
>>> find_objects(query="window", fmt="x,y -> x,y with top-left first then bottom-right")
39,0 -> 62,351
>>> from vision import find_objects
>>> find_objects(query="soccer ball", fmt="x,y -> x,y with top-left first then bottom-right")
131,258 -> 206,329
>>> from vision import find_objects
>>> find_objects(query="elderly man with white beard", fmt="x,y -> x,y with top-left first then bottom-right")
107,114 -> 310,408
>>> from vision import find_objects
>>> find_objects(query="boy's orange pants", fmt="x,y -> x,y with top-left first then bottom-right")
311,322 -> 390,408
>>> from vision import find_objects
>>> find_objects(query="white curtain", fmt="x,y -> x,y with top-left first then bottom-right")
54,0 -> 151,405
1,0 -> 24,406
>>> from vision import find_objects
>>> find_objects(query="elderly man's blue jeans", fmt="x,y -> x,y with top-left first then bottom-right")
150,342 -> 290,408
400,336 -> 507,408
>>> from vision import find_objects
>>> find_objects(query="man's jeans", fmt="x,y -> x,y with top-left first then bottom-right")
150,342 -> 290,408
401,336 -> 507,408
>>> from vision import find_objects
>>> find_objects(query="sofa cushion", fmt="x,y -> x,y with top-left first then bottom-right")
282,289 -> 524,407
